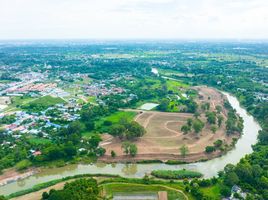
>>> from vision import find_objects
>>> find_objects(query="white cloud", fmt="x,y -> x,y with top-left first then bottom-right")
0,0 -> 267,39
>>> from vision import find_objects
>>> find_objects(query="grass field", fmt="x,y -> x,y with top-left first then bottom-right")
3,96 -> 36,112
166,80 -> 188,91
28,137 -> 52,145
22,95 -> 65,112
101,183 -> 188,200
199,183 -> 221,199
82,111 -> 137,138
95,111 -> 136,129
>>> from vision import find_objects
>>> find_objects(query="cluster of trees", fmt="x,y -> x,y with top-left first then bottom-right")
181,118 -> 205,135
42,178 -> 99,200
183,177 -> 221,199
157,98 -> 198,113
226,110 -> 244,135
218,159 -> 268,199
121,142 -> 138,157
175,52 -> 267,199
110,120 -> 145,141
0,114 -> 16,125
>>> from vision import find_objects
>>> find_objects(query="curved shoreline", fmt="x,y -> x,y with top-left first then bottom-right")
0,92 -> 261,196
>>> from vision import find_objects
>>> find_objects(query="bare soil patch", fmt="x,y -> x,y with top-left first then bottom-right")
99,86 -> 239,162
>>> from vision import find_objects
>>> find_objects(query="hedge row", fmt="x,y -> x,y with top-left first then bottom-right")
151,169 -> 203,179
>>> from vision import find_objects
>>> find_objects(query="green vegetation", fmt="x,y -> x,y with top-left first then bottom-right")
22,96 -> 65,112
121,142 -> 138,157
95,111 -> 136,133
15,159 -> 32,171
180,145 -> 189,157
0,41 -> 267,199
151,169 -> 203,179
110,120 -> 145,140
102,183 -> 187,200
0,114 -> 16,124
42,178 -> 98,200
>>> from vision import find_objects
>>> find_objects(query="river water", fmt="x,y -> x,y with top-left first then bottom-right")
0,93 -> 261,196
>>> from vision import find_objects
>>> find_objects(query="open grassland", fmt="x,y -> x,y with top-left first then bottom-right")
82,111 -> 136,138
22,95 -> 65,112
3,96 -> 36,112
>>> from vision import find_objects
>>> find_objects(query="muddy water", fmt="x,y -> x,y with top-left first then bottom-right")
0,93 -> 261,196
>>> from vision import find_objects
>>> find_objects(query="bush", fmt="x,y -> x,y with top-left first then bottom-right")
205,146 -> 216,153
15,160 -> 32,171
151,169 -> 203,179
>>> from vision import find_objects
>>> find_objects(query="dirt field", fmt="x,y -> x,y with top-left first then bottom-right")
99,86 -> 239,162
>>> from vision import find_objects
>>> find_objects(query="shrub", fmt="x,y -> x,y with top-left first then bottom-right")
205,146 -> 216,153
15,160 -> 32,171
151,169 -> 203,179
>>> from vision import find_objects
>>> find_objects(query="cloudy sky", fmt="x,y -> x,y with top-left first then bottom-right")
0,0 -> 267,39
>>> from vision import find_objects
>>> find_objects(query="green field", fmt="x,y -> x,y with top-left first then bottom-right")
3,96 -> 36,112
28,137 -> 52,145
199,183 -> 221,199
95,111 -> 136,127
82,111 -> 137,137
101,183 -> 187,200
166,79 -> 188,91
22,95 -> 65,112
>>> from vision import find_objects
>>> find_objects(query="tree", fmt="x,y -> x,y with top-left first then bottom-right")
42,192 -> 49,200
187,118 -> 193,127
95,147 -> 106,156
205,146 -> 216,153
85,121 -> 95,131
214,139 -> 223,148
64,142 -> 77,158
217,115 -> 224,127
126,121 -> 146,140
220,185 -> 231,197
111,150 -> 116,158
44,178 -> 99,200
210,125 -> 217,134
110,124 -> 125,138
192,119 -> 204,134
0,196 -> 7,200
110,121 -> 145,140
88,135 -> 101,150
121,142 -> 138,157
206,112 -> 216,124
121,142 -> 130,155
194,112 -> 200,118
129,144 -> 138,157
180,145 -> 189,157
224,171 -> 239,186
158,98 -> 169,111
216,105 -> 222,113
181,125 -> 191,134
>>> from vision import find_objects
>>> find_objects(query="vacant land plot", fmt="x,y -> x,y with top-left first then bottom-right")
100,87 -> 238,162
22,95 -> 65,112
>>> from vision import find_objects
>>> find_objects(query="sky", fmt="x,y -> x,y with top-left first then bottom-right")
0,0 -> 267,40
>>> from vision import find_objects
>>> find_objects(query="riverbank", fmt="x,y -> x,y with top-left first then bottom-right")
98,149 -> 233,163
0,168 -> 39,187
6,174 -> 189,200
100,86 -> 241,162
0,92 -> 261,196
